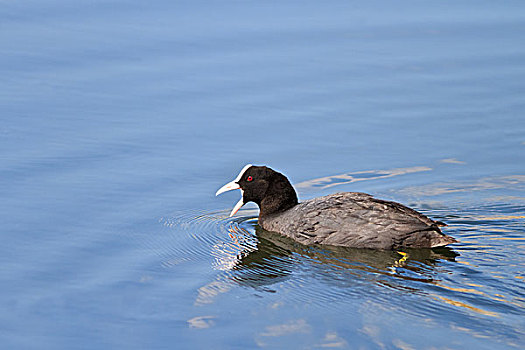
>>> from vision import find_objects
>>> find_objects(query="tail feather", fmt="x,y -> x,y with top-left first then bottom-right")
430,233 -> 458,248
399,225 -> 458,248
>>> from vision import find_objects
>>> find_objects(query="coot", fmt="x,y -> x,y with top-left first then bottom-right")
216,165 -> 457,249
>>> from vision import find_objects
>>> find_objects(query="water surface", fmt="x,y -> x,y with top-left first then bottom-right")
1,1 -> 524,349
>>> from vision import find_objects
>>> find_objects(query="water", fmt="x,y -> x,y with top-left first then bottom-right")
1,1 -> 524,348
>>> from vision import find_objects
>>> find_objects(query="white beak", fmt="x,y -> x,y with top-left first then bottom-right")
215,181 -> 240,196
215,181 -> 245,217
215,164 -> 253,217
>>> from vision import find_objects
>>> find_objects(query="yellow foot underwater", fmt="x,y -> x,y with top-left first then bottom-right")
394,251 -> 408,267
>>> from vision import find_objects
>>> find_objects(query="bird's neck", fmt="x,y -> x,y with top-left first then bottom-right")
258,177 -> 298,217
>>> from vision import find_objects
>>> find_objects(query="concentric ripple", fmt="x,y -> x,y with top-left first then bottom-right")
155,208 -> 260,268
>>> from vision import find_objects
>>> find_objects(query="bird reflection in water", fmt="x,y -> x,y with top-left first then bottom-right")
213,224 -> 458,292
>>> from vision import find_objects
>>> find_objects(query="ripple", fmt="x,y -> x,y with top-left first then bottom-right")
154,208 -> 260,267
156,208 -> 460,308
146,199 -> 524,341
397,175 -> 525,197
295,165 -> 432,193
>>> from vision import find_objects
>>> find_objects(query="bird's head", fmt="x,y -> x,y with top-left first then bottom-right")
216,164 -> 298,217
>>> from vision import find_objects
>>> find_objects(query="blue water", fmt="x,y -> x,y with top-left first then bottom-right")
1,1 -> 524,349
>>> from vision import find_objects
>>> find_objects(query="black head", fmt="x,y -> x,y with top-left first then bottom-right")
216,165 -> 298,217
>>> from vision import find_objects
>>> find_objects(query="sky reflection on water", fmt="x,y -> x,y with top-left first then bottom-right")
1,0 -> 524,349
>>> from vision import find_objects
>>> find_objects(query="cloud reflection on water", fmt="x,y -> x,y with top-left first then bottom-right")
295,166 -> 432,192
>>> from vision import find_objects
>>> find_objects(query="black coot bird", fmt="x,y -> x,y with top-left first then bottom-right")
216,165 -> 457,249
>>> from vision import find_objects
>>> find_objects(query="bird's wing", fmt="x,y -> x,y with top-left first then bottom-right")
272,192 -> 439,248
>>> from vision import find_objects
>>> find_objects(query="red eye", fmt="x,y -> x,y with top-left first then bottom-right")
247,176 -> 253,182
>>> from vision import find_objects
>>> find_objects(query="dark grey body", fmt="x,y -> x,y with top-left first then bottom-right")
259,192 -> 456,249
